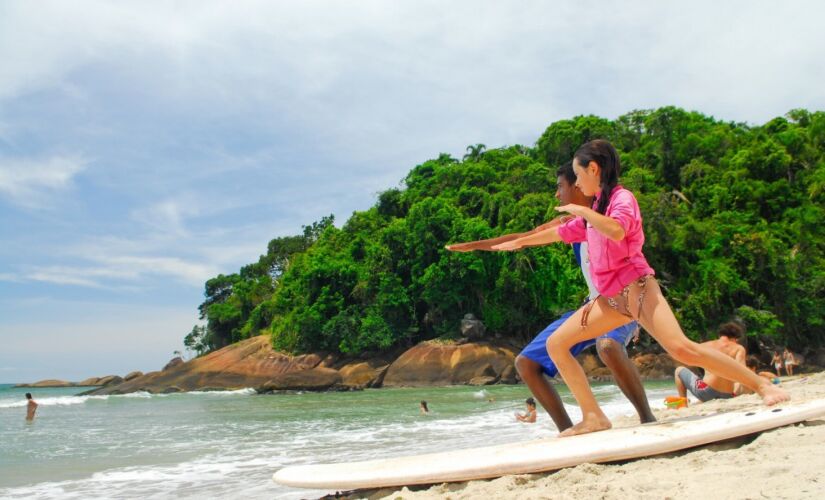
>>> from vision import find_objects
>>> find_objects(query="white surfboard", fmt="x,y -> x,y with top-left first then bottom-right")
274,398 -> 825,490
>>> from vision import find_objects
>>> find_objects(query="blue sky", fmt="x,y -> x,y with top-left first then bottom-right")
2,1 -> 824,383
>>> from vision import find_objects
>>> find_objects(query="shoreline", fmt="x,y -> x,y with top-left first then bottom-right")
333,372 -> 825,500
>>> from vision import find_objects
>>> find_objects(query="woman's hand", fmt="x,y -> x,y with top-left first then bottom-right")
554,204 -> 592,218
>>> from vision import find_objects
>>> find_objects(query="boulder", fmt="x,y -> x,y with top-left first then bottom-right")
338,359 -> 390,388
460,313 -> 487,340
469,376 -> 498,386
77,377 -> 102,386
257,367 -> 342,392
163,357 -> 184,371
383,341 -> 517,387
124,371 -> 143,381
499,364 -> 518,384
97,375 -> 124,386
633,353 -> 677,379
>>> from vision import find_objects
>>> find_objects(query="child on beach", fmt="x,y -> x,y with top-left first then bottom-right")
515,398 -> 537,423
772,351 -> 784,376
493,139 -> 789,436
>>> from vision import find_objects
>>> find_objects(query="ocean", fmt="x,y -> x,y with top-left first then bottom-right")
0,381 -> 674,499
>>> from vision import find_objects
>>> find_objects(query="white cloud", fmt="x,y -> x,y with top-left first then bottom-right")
0,155 -> 87,209
24,255 -> 218,289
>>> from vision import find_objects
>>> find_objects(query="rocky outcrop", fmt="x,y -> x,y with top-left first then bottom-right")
256,367 -> 342,393
583,351 -> 677,381
460,314 -> 486,341
77,377 -> 102,386
163,357 -> 184,371
97,375 -> 124,386
15,379 -> 75,388
337,359 -> 391,388
383,340 -> 518,387
86,336 -> 330,395
124,371 -> 143,381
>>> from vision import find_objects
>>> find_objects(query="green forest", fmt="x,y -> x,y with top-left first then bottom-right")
184,107 -> 825,357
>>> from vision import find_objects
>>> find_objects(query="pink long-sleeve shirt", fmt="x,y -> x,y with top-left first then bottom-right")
557,186 -> 654,297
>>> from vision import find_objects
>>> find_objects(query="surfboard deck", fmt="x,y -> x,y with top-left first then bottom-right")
273,398 -> 825,490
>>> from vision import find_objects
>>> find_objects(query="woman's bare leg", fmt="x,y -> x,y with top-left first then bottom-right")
638,280 -> 789,405
546,301 -> 634,436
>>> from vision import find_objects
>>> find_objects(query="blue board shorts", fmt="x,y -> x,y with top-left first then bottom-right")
519,310 -> 639,378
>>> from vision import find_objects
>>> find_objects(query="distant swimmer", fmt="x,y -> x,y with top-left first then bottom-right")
419,400 -> 429,415
674,322 -> 745,405
25,392 -> 38,421
515,398 -> 537,423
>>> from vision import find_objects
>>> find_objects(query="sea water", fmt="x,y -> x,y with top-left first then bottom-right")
0,381 -> 673,499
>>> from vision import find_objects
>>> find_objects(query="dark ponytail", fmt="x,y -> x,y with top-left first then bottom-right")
573,139 -> 621,215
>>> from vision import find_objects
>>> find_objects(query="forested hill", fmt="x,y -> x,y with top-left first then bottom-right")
184,107 -> 825,357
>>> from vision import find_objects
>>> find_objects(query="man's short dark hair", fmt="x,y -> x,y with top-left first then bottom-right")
25,393 -> 32,399
718,322 -> 744,339
555,161 -> 576,186
746,356 -> 759,369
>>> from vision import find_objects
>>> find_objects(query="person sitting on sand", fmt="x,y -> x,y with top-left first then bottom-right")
25,392 -> 38,421
419,400 -> 430,414
674,322 -> 746,404
783,348 -> 797,376
448,161 -> 655,432
515,398 -> 537,423
772,351 -> 784,377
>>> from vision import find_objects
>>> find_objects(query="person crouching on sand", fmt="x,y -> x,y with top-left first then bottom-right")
515,398 -> 537,423
492,139 -> 789,437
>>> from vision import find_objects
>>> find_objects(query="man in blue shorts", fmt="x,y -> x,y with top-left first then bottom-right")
447,162 -> 655,431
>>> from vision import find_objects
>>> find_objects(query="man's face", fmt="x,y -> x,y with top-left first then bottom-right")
555,176 -> 575,205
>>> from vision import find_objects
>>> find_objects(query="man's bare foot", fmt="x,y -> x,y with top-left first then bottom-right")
559,414 -> 612,437
758,383 -> 790,406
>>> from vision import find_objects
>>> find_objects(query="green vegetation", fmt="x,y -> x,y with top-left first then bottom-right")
186,107 -> 825,356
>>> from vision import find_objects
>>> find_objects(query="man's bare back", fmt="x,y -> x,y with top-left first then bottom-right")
701,337 -> 746,394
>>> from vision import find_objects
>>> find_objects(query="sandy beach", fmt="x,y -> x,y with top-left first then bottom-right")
363,372 -> 825,500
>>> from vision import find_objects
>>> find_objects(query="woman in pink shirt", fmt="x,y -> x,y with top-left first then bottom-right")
494,139 -> 789,436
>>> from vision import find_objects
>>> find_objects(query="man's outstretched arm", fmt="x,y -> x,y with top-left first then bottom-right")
446,218 -> 563,252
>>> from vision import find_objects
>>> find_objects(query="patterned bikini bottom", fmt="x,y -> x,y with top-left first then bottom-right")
581,274 -> 655,329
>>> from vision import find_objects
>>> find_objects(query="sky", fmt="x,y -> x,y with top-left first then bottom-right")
1,1 -> 824,383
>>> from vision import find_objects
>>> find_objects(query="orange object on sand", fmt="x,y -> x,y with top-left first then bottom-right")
664,396 -> 687,409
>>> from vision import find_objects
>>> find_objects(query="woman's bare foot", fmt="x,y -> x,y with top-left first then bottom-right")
559,413 -> 612,437
758,383 -> 790,406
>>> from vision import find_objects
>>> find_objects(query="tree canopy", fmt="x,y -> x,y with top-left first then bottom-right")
188,107 -> 825,356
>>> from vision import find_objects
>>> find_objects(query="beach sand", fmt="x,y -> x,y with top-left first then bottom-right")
363,372 -> 825,500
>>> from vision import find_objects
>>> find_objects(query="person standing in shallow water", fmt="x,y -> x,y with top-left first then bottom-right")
419,400 -> 429,415
25,392 -> 38,422
447,161 -> 655,430
492,139 -> 789,437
